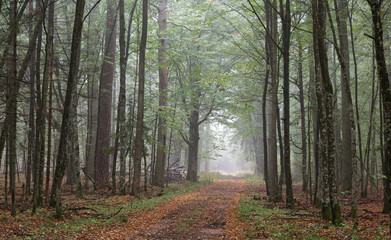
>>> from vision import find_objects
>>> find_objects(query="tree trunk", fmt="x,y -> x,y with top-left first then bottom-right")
8,0 -> 17,216
50,0 -> 85,216
298,43 -> 308,193
187,105 -> 200,182
348,1 -> 364,203
335,0 -> 353,192
331,0 -> 358,217
33,0 -> 51,212
32,0 -> 43,212
95,0 -> 117,188
266,0 -> 280,202
280,0 -> 294,207
366,1 -> 391,228
132,0 -> 148,196
312,0 -> 343,225
45,0 -> 54,201
84,7 -> 98,190
153,0 -> 168,187
26,0 -> 36,196
115,0 -> 127,195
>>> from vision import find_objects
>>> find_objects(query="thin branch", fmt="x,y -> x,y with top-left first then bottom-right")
83,0 -> 103,23
198,98 -> 215,126
244,1 -> 283,53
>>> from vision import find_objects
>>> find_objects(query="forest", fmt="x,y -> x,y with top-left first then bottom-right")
0,0 -> 391,238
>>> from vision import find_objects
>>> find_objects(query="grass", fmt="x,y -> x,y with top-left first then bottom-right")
240,173 -> 265,185
199,171 -> 223,182
238,195 -> 320,239
3,180 -> 211,239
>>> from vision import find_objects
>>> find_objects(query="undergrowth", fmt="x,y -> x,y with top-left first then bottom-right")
237,192 -> 379,239
240,173 -> 265,185
13,180 -> 211,239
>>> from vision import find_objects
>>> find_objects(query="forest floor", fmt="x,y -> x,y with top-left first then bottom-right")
0,174 -> 390,239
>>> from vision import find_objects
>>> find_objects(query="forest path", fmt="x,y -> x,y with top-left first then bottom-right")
81,178 -> 248,239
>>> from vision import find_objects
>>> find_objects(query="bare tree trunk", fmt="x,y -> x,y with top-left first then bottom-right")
95,0 -> 117,188
266,0 -> 280,202
50,0 -> 85,218
297,43 -> 307,193
114,0 -> 128,195
334,0 -> 353,192
132,0 -> 148,196
33,0 -> 51,212
366,2 -> 391,231
45,0 -> 54,202
84,8 -> 98,190
153,0 -> 168,187
329,0 -> 358,217
32,0 -> 43,212
8,0 -> 17,216
26,0 -> 36,196
262,61 -> 270,196
312,0 -> 342,225
279,0 -> 294,208
347,1 -> 363,202
186,60 -> 201,182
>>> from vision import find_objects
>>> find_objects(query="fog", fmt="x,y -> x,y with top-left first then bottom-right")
205,123 -> 253,176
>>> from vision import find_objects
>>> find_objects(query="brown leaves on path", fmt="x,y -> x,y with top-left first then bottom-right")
80,178 -> 249,239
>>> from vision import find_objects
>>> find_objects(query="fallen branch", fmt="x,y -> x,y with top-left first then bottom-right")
101,207 -> 124,220
68,207 -> 97,213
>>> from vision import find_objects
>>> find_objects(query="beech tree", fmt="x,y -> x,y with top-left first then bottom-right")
95,0 -> 117,188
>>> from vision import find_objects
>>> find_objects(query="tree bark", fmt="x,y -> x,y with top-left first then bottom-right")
266,0 -> 280,202
50,0 -> 85,216
298,43 -> 307,193
95,0 -> 117,188
312,0 -> 343,225
186,59 -> 201,182
45,0 -> 54,202
132,0 -> 148,196
366,1 -> 391,227
26,0 -> 36,196
114,0 -> 127,195
8,0 -> 17,216
280,0 -> 294,207
153,0 -> 168,187
330,0 -> 357,217
335,0 -> 353,192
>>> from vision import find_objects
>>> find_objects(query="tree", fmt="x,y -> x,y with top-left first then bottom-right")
153,0 -> 168,188
329,0 -> 357,217
335,0 -> 353,193
297,43 -> 308,193
366,0 -> 391,219
266,0 -> 280,202
8,0 -> 17,217
311,0 -> 342,225
95,0 -> 117,188
132,0 -> 149,196
280,0 -> 294,208
50,0 -> 85,218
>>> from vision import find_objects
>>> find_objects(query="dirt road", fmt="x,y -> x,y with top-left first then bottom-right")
81,178 -> 247,239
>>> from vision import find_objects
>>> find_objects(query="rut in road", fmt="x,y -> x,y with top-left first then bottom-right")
82,178 -> 247,239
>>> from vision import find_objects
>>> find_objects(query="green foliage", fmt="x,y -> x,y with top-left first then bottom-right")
199,171 -> 223,182
240,173 -> 264,185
